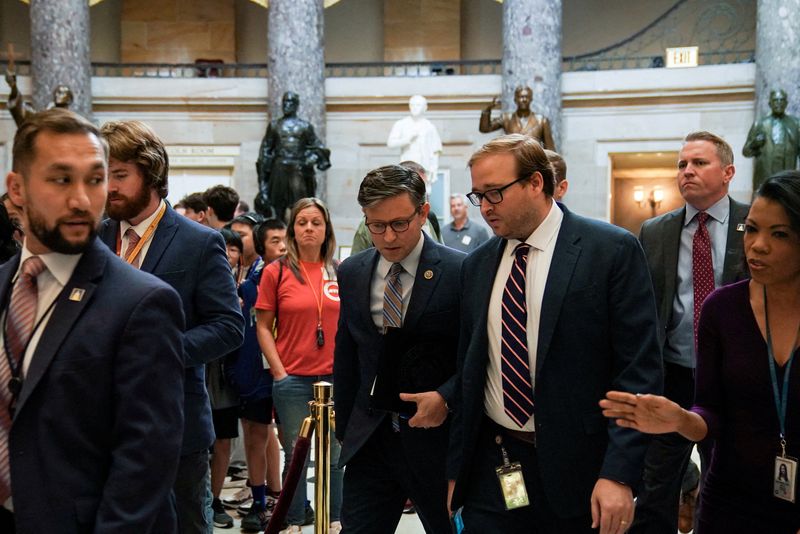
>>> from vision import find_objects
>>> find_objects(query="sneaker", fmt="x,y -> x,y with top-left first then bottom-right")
241,505 -> 269,532
303,503 -> 315,526
279,526 -> 302,534
402,499 -> 415,514
329,520 -> 343,534
212,499 -> 234,529
221,487 -> 251,509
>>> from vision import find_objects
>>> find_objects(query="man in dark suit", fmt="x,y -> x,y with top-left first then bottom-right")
97,121 -> 244,534
1,109 -> 185,533
334,165 -> 464,534
632,131 -> 749,534
449,134 -> 663,534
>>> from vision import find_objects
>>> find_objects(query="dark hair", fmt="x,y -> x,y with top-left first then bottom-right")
358,164 -> 427,209
232,212 -> 264,229
756,171 -> 800,234
253,218 -> 287,257
544,149 -> 567,183
181,192 -> 208,213
13,108 -> 107,175
469,134 -> 555,196
237,200 -> 250,213
100,120 -> 169,198
204,185 -> 239,222
220,227 -> 243,252
0,203 -> 20,262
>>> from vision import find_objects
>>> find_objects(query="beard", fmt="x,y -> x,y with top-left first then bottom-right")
27,207 -> 96,255
106,182 -> 152,221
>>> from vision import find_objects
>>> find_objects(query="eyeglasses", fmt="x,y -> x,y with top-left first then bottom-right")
365,210 -> 420,235
466,176 -> 529,206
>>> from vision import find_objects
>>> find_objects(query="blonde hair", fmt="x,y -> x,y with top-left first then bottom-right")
284,197 -> 337,283
469,134 -> 555,196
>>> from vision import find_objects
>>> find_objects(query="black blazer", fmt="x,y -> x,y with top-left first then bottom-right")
450,205 -> 663,517
638,197 -> 749,345
8,239 -> 185,533
333,235 -> 464,466
99,205 -> 244,454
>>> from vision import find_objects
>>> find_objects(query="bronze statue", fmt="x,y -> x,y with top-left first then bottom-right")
5,71 -> 74,127
743,89 -> 800,191
255,91 -> 331,222
479,85 -> 555,150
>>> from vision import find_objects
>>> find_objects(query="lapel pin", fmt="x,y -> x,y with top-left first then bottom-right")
69,288 -> 85,302
423,270 -> 434,280
736,223 -> 745,232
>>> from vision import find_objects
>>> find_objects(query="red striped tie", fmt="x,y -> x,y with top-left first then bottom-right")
0,256 -> 46,503
501,243 -> 534,427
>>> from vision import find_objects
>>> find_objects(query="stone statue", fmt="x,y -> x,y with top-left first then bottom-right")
5,70 -> 74,127
743,89 -> 800,192
480,85 -> 555,151
255,91 -> 331,222
387,95 -> 443,181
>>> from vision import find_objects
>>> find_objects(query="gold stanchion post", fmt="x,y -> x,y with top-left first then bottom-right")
312,381 -> 333,534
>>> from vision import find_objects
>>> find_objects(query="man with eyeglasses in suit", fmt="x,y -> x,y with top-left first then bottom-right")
334,165 -> 464,533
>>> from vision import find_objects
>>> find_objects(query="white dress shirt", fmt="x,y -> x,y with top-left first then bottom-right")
119,199 -> 166,267
484,201 -> 563,431
370,232 -> 424,330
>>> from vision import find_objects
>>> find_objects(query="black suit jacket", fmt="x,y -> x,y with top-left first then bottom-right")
450,205 -> 663,517
8,239 -> 185,533
638,197 -> 749,346
333,235 -> 464,466
99,205 -> 244,454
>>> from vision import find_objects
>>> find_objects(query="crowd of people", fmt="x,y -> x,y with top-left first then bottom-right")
0,107 -> 797,534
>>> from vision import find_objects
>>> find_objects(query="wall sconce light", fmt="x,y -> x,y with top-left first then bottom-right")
633,186 -> 664,211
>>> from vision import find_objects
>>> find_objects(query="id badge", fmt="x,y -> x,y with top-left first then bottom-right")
495,462 -> 530,510
774,456 -> 797,503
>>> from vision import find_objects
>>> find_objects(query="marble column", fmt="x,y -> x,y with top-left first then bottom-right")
755,0 -> 800,117
268,0 -> 327,199
29,0 -> 92,118
502,0 -> 562,149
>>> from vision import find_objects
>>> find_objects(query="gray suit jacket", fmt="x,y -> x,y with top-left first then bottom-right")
638,197 -> 749,345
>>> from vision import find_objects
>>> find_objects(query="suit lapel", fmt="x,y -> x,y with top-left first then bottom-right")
402,237 -> 441,332
659,208 -> 684,322
535,213 -> 580,377
722,198 -> 748,284
469,238 -> 505,371
140,206 -> 179,273
14,240 -> 106,416
354,249 -> 380,331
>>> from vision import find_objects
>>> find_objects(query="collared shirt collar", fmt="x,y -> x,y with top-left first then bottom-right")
507,200 -> 563,255
18,244 -> 82,286
376,232 -> 425,279
453,218 -> 472,230
684,196 -> 729,227
120,199 -> 166,237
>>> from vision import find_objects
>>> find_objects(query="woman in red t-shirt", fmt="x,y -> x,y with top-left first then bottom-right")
255,197 -> 342,532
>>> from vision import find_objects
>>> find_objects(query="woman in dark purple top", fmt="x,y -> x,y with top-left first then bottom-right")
601,172 -> 800,534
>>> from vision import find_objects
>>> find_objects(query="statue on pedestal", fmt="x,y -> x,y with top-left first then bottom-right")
5,72 -> 73,127
255,91 -> 331,222
743,89 -> 800,192
386,95 -> 443,181
479,85 -> 555,151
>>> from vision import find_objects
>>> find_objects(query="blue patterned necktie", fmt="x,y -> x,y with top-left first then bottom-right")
501,243 -> 534,427
383,263 -> 403,330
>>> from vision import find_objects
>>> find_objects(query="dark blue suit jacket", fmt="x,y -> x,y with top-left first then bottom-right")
450,205 -> 663,517
99,205 -> 244,454
8,239 -> 185,533
334,235 -> 464,466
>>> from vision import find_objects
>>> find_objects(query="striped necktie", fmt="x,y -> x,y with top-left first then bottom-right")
124,228 -> 142,269
383,263 -> 403,330
501,243 -> 534,427
0,256 -> 46,503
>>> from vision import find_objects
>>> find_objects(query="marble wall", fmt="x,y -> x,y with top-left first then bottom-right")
0,64 -> 756,249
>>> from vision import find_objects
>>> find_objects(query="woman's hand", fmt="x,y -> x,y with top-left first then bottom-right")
599,391 -> 685,435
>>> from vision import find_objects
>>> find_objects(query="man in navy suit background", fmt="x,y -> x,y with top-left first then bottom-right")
98,121 -> 244,533
1,108 -> 185,533
334,165 -> 464,533
449,134 -> 663,533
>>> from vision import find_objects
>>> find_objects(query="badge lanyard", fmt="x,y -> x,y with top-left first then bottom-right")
299,262 -> 325,348
115,203 -> 167,265
764,285 -> 798,457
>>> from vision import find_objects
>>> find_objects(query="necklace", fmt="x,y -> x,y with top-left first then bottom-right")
299,261 -> 325,347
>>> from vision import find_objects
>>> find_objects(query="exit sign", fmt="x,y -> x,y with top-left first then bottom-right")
665,47 -> 699,68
